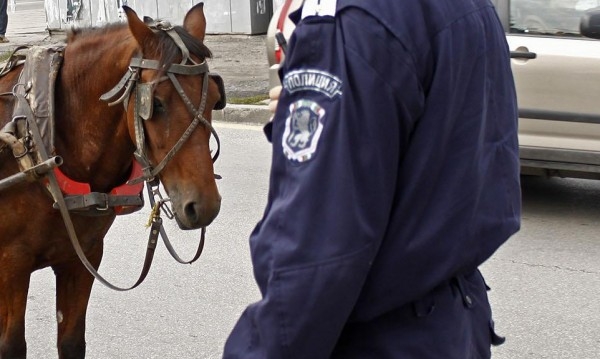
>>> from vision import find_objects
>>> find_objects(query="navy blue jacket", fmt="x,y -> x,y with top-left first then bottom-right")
224,0 -> 520,357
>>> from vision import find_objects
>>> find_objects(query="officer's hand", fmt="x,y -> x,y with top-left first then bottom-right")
268,85 -> 282,116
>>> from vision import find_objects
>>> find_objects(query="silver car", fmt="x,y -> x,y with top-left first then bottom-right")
267,0 -> 600,180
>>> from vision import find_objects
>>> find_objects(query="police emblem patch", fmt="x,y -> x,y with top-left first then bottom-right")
282,100 -> 325,162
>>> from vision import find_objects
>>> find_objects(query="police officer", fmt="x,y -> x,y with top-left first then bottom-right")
0,0 -> 8,43
223,0 -> 520,357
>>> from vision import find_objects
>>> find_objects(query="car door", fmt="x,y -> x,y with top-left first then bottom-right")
504,0 -> 600,177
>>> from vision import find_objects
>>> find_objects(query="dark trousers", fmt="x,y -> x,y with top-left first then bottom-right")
0,0 -> 7,35
332,270 -> 503,359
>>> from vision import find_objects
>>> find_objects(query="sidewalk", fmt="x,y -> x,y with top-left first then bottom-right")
0,6 -> 271,126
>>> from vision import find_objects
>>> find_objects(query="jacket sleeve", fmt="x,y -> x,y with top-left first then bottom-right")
223,7 -> 423,359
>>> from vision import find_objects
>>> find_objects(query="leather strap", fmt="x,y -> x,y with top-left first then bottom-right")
53,192 -> 144,213
129,57 -> 209,75
99,66 -> 139,107
146,181 -> 205,264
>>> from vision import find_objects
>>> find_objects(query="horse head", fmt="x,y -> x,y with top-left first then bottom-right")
119,4 -> 223,229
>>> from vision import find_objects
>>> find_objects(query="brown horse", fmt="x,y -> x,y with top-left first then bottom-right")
0,4 -> 222,358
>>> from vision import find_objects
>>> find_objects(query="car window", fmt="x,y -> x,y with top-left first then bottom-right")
510,0 -> 600,36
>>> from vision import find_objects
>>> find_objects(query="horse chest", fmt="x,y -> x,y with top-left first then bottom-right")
0,183 -> 111,267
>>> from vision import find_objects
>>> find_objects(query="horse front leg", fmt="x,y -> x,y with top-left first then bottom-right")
52,243 -> 103,359
0,257 -> 32,359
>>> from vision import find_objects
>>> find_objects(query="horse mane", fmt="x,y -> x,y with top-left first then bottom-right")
166,26 -> 213,63
67,21 -> 212,70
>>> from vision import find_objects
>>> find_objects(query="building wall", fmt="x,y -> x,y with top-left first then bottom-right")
45,0 -> 273,34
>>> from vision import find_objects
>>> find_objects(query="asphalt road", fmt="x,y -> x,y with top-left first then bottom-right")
486,175 -> 600,359
22,123 -> 600,358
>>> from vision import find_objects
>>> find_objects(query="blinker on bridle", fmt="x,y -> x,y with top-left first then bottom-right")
100,19 -> 225,185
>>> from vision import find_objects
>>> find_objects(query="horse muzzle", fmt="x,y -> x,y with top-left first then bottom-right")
173,192 -> 221,230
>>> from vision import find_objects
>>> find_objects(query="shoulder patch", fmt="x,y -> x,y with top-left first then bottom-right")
282,100 -> 326,163
301,0 -> 337,18
283,69 -> 343,98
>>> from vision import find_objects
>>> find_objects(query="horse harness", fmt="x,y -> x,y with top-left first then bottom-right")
0,22 -> 226,291
100,19 -> 226,185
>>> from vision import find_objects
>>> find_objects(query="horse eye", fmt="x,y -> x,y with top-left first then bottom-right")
153,97 -> 166,114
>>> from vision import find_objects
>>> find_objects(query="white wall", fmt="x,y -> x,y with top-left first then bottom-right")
45,0 -> 272,34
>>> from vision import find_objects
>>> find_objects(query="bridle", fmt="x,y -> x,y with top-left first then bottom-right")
100,20 -> 225,185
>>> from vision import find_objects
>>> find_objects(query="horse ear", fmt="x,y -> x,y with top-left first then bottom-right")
123,6 -> 156,47
143,16 -> 155,25
183,2 -> 207,42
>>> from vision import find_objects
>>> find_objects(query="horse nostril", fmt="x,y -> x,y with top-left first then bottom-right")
184,201 -> 200,224
179,197 -> 220,229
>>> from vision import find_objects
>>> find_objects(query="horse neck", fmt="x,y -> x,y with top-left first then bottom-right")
54,29 -> 138,191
